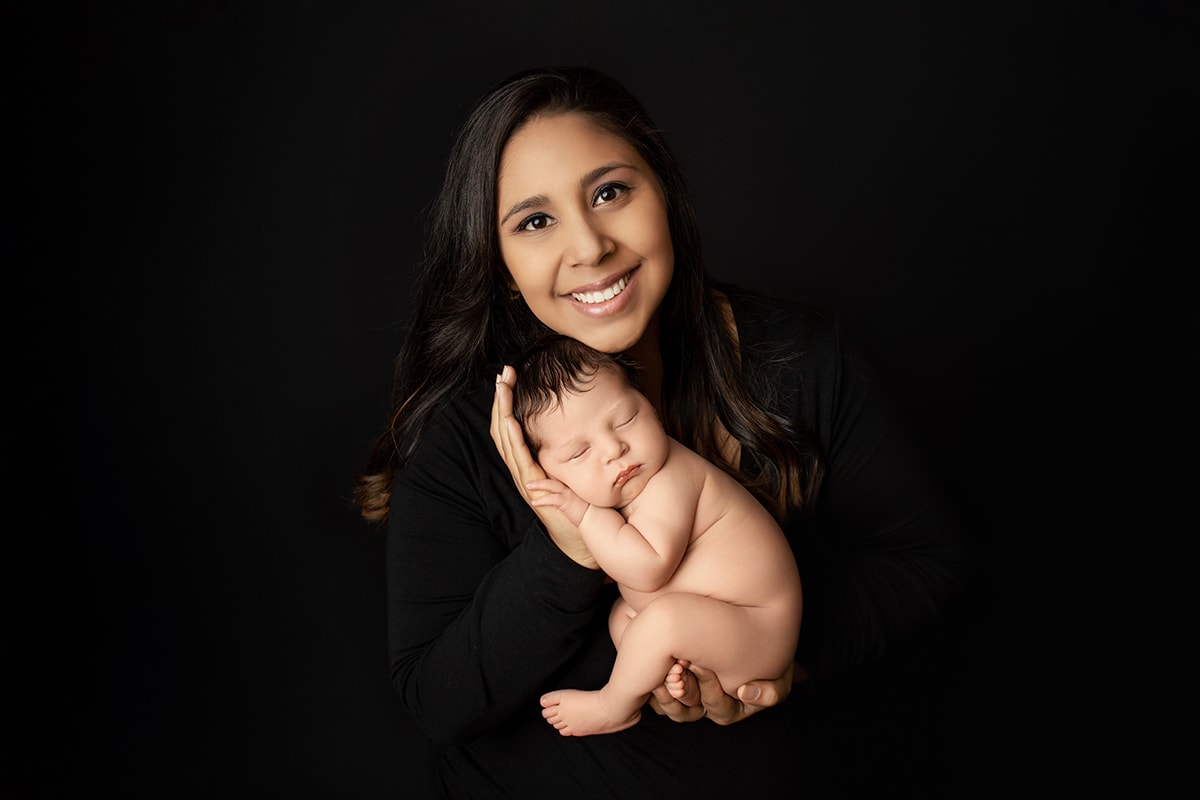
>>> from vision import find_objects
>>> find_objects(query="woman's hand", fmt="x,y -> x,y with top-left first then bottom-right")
647,660 -> 800,725
490,365 -> 599,571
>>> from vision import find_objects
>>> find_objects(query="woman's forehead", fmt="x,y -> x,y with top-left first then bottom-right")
498,114 -> 642,189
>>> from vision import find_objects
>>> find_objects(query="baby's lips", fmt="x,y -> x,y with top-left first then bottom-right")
613,464 -> 641,487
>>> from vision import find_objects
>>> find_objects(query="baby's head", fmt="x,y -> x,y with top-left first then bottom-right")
512,335 -> 645,455
512,335 -> 668,508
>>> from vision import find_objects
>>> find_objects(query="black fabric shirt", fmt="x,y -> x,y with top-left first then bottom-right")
387,284 -> 971,798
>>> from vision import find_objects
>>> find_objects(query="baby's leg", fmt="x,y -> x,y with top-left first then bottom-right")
542,597 -> 678,737
541,592 -> 794,736
541,596 -> 657,736
609,592 -> 796,698
607,596 -> 637,649
612,597 -> 697,706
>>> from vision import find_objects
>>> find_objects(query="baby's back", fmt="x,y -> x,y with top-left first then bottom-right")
625,439 -> 801,611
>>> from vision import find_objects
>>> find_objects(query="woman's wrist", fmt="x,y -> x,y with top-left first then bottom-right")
541,513 -> 600,571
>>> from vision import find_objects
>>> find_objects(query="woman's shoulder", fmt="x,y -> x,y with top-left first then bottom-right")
398,374 -> 498,476
716,281 -> 841,367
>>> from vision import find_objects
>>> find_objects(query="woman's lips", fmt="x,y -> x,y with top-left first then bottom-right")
568,271 -> 631,303
564,269 -> 638,317
614,464 -> 641,487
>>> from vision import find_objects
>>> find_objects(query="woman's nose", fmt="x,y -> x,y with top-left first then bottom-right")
564,215 -> 613,268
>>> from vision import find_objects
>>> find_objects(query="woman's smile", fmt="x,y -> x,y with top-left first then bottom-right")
566,269 -> 632,304
565,268 -> 638,317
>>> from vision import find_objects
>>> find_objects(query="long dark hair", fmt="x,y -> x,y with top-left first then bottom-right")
353,66 -> 821,525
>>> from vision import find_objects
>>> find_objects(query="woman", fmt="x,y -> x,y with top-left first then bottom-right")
354,66 -> 970,798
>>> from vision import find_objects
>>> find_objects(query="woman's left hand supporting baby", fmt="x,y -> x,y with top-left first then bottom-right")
648,660 -> 797,725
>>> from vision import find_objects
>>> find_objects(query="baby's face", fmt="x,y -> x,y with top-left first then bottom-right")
530,366 -> 668,509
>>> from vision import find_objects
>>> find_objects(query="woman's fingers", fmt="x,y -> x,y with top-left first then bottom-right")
647,684 -> 707,723
489,368 -> 510,455
648,660 -> 797,727
492,367 -> 532,488
505,416 -> 546,487
686,663 -> 744,726
735,659 -> 795,709
492,367 -> 554,507
736,678 -> 779,708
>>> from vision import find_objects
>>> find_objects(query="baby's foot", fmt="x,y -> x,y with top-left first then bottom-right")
664,659 -> 701,706
540,689 -> 641,737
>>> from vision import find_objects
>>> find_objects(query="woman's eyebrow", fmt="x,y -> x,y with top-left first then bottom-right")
580,162 -> 632,188
500,194 -> 549,226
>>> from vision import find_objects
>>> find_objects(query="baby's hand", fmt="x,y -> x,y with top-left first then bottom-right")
525,478 -> 589,527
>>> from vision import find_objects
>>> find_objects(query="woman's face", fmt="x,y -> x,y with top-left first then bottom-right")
496,112 -> 674,355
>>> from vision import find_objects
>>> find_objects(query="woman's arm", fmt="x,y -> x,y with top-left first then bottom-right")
387,384 -> 609,745
770,303 -> 973,684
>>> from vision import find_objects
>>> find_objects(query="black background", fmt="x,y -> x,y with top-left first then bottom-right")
21,1 -> 1196,796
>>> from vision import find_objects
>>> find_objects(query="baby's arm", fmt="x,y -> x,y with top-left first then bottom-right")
525,478 -> 591,528
530,470 -> 695,593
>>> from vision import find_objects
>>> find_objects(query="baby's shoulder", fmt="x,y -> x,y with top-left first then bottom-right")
656,438 -> 720,492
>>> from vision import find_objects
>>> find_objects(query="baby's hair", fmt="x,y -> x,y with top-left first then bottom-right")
511,335 -> 643,454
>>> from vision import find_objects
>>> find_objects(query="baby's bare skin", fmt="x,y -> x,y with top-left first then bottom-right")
526,367 -> 802,736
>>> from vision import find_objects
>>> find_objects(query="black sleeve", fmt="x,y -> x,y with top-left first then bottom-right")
732,289 -> 972,686
386,384 -> 610,745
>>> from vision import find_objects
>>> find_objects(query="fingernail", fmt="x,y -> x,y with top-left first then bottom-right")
740,685 -> 760,702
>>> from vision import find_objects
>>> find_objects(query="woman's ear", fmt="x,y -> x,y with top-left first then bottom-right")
500,268 -> 521,300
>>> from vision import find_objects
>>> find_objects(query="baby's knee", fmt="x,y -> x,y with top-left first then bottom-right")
608,598 -> 638,645
631,593 -> 694,633
609,597 -> 636,622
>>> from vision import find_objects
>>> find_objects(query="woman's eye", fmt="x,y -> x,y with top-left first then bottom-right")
517,213 -> 552,233
593,182 -> 629,207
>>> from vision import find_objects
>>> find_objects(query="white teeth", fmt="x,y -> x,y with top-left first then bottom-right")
572,275 -> 628,304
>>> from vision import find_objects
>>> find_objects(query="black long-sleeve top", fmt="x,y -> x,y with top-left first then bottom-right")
387,284 -> 971,798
